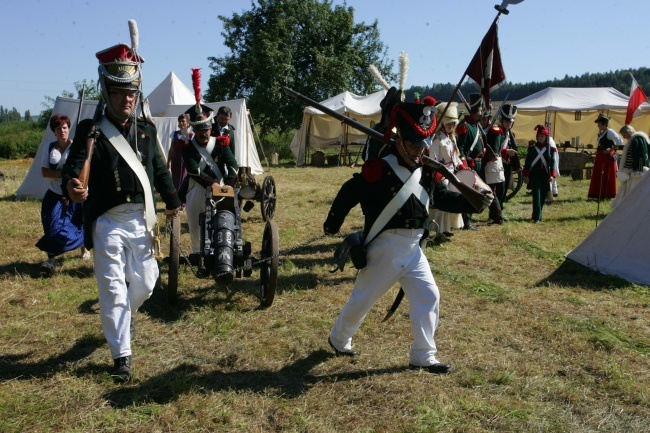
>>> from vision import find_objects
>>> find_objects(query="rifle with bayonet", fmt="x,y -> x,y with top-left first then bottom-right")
283,87 -> 491,212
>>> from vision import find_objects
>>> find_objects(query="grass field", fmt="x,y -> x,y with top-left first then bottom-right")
0,158 -> 648,432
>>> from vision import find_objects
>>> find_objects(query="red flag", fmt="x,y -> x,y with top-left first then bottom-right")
625,74 -> 648,125
465,20 -> 506,106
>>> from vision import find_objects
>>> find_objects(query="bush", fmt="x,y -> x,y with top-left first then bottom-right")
259,129 -> 295,162
0,122 -> 44,159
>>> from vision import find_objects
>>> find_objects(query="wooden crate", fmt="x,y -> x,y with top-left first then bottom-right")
559,151 -> 588,171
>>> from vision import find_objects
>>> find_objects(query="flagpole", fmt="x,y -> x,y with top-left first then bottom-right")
434,7 -> 506,132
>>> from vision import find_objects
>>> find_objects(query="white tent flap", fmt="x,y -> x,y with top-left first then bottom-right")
291,90 -> 386,165
566,171 -> 650,285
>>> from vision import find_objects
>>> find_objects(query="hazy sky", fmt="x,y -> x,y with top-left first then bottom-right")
2,0 -> 648,115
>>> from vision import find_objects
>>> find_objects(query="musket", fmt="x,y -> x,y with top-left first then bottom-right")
75,85 -> 86,132
283,87 -> 489,212
78,98 -> 104,189
479,93 -> 511,164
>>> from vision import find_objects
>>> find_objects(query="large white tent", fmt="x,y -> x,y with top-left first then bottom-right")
290,90 -> 387,165
566,170 -> 650,286
512,87 -> 650,144
16,96 -> 263,200
146,71 -> 196,117
164,99 -> 263,174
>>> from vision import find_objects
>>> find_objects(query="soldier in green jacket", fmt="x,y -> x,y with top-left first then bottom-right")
62,43 -> 180,383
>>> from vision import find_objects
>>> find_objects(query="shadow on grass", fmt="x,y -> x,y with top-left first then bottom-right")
0,261 -> 42,279
103,349 -> 408,407
143,269 -> 356,323
0,334 -> 106,381
535,258 -> 630,291
0,260 -> 95,280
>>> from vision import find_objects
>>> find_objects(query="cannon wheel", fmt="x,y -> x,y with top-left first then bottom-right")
504,169 -> 523,203
259,219 -> 279,308
168,215 -> 181,302
261,176 -> 277,221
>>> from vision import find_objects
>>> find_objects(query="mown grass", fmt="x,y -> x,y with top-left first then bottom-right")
0,157 -> 648,432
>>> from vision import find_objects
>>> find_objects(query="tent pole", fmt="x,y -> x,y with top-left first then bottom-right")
248,111 -> 269,169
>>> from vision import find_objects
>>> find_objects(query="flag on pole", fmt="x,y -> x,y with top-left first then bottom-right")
625,74 -> 648,125
465,20 -> 506,106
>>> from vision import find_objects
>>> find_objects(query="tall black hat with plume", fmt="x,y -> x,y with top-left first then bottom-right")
185,68 -> 214,130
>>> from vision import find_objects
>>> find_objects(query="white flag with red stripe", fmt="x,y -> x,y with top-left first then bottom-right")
625,74 -> 648,125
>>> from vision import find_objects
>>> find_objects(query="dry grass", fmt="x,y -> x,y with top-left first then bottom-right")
0,158 -> 648,432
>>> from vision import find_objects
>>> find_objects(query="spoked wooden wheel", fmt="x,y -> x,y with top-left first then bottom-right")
259,219 -> 279,308
260,176 -> 277,222
168,214 -> 180,302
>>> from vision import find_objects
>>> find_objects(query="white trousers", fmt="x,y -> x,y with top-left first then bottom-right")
185,179 -> 207,253
330,228 -> 442,366
92,204 -> 158,359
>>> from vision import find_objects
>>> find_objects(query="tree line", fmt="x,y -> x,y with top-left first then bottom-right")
405,67 -> 650,105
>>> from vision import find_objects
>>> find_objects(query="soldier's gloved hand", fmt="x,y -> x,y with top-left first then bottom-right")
481,191 -> 494,210
225,176 -> 237,187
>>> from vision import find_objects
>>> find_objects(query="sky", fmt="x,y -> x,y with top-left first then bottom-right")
2,0 -> 649,116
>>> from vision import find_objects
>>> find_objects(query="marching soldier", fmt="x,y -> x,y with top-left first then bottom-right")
63,41 -> 181,382
324,98 -> 492,374
523,125 -> 557,222
486,104 -> 519,222
456,93 -> 487,230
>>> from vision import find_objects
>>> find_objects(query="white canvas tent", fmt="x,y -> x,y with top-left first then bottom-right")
164,98 -> 263,174
566,171 -> 650,286
290,90 -> 387,165
145,71 -> 196,117
16,97 -> 178,200
512,87 -> 650,144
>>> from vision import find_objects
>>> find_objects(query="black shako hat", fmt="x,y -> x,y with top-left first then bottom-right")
468,93 -> 485,113
501,104 -> 518,121
185,104 -> 214,131
390,100 -> 437,148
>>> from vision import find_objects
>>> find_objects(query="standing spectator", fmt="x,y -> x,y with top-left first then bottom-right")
62,42 -> 181,382
36,114 -> 89,275
211,106 -> 236,160
588,114 -> 622,200
523,125 -> 557,223
612,125 -> 649,207
167,113 -> 192,192
548,135 -> 560,197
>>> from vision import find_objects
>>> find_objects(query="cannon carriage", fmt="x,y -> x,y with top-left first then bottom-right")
165,172 -> 279,308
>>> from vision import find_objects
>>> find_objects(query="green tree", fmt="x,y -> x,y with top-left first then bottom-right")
206,0 -> 394,134
73,79 -> 101,100
24,110 -> 31,122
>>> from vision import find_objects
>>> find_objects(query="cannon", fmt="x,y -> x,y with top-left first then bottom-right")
165,181 -> 279,308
